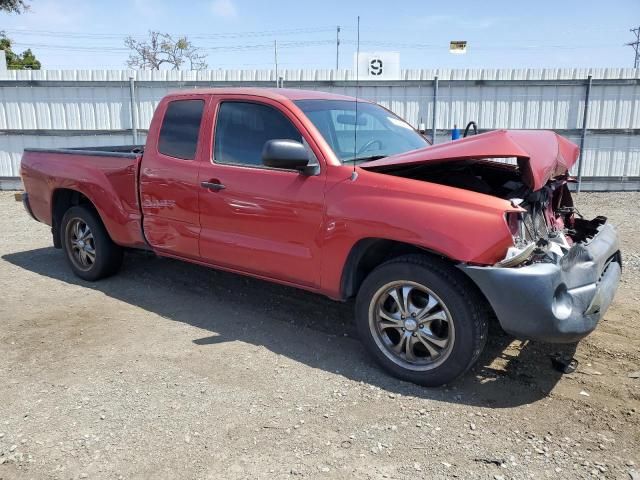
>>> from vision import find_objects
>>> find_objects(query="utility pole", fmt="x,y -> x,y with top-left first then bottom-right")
128,77 -> 138,145
336,25 -> 341,70
627,27 -> 640,68
274,39 -> 279,87
577,74 -> 592,193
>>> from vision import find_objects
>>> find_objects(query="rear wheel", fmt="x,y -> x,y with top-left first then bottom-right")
61,205 -> 123,281
355,254 -> 488,387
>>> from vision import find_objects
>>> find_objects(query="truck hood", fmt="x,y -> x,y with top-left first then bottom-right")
360,129 -> 580,191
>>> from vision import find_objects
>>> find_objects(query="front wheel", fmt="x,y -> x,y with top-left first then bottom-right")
355,254 -> 488,387
61,205 -> 123,281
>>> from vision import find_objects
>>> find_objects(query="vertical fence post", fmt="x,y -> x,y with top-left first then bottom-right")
432,75 -> 439,144
128,76 -> 139,145
274,40 -> 279,87
577,74 -> 592,193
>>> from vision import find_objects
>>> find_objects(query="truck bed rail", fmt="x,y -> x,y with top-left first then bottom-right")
24,146 -> 143,159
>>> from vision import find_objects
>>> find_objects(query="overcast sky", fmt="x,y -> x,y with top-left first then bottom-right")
2,0 -> 639,70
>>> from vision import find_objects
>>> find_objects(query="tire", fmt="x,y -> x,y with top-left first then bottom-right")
355,254 -> 488,387
60,205 -> 123,281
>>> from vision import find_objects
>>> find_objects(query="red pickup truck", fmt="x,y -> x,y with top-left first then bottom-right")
20,88 -> 621,386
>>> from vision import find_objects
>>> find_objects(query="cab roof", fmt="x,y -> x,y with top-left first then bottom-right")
166,87 -> 362,103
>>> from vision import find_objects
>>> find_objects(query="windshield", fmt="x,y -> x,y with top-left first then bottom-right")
295,99 -> 429,164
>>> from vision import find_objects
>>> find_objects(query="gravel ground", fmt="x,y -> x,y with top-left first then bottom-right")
0,191 -> 638,480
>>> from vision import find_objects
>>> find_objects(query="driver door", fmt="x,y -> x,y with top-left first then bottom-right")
197,97 -> 326,288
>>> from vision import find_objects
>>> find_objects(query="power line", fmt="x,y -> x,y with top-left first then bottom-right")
4,26 -> 338,40
5,24 -> 632,71
12,39 -> 335,53
7,27 -> 624,54
9,27 -> 621,50
626,27 -> 640,68
14,39 -> 621,54
341,40 -> 621,50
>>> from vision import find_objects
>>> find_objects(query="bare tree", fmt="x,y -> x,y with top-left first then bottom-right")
0,0 -> 30,13
124,31 -> 207,71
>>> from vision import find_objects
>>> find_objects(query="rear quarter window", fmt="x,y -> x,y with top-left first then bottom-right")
158,99 -> 205,160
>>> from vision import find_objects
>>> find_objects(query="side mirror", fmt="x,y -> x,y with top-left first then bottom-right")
262,139 -> 318,175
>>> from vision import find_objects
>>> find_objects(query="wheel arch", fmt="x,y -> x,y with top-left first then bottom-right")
340,238 -> 457,300
51,188 -> 105,248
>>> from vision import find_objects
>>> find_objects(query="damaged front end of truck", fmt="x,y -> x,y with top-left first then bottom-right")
465,208 -> 622,343
361,130 -> 622,343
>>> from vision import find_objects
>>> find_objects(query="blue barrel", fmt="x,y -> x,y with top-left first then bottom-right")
452,124 -> 461,140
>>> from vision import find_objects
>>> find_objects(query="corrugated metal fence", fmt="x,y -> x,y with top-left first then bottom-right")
1,68 -> 639,190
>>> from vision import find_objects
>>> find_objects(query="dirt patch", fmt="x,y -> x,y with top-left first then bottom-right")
0,191 -> 638,479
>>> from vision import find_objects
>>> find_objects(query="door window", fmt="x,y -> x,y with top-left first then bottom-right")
214,102 -> 304,166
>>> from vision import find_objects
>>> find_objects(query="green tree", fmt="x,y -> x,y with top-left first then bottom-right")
1,34 -> 41,69
0,0 -> 29,13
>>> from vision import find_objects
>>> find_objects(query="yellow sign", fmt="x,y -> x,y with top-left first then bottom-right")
449,41 -> 467,54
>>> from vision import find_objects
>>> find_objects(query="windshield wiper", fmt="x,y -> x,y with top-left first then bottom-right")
343,155 -> 387,164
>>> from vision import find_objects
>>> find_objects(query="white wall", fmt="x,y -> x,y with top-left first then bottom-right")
1,67 -> 639,188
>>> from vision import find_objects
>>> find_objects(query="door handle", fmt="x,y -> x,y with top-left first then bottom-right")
201,180 -> 226,191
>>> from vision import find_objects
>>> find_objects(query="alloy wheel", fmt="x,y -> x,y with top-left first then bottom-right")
66,218 -> 96,271
368,281 -> 455,371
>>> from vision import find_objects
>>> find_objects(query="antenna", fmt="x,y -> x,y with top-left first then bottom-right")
352,15 -> 360,179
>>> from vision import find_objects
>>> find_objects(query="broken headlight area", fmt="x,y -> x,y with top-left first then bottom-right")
496,233 -> 572,268
497,181 -> 596,268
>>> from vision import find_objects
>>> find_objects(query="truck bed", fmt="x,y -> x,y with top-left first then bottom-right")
21,147 -> 146,248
